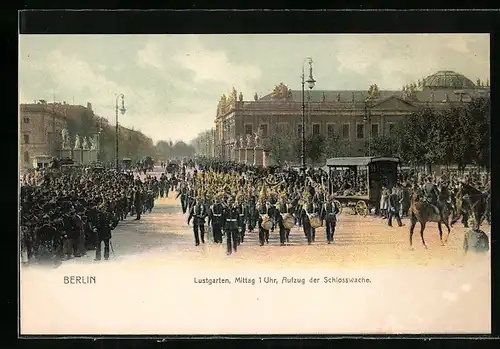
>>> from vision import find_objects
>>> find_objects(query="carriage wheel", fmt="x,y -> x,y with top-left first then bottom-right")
356,201 -> 368,217
333,200 -> 343,215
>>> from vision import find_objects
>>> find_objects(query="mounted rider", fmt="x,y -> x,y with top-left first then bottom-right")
422,176 -> 444,219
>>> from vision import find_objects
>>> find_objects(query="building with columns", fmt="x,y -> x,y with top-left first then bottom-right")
213,70 -> 490,164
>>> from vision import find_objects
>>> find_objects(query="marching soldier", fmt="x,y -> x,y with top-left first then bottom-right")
188,195 -> 208,246
246,195 -> 258,233
321,194 -> 340,244
176,183 -> 189,214
256,195 -> 271,246
300,194 -> 315,245
276,193 -> 292,246
235,194 -> 247,244
208,195 -> 224,243
223,197 -> 240,255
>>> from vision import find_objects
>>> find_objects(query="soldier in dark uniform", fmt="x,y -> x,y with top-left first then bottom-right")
321,194 -> 340,244
208,196 -> 224,243
236,195 -> 247,244
187,186 -> 196,213
176,184 -> 188,214
301,196 -> 315,245
188,196 -> 208,246
275,195 -> 288,246
256,197 -> 271,246
223,197 -> 240,255
246,196 -> 257,233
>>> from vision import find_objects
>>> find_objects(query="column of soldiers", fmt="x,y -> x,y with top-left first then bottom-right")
178,165 -> 341,255
20,168 -> 160,266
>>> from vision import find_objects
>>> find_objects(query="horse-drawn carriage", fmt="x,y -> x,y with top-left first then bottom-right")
326,156 -> 400,217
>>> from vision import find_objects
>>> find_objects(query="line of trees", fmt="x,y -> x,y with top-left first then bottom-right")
263,97 -> 490,169
155,140 -> 195,161
369,97 -> 490,171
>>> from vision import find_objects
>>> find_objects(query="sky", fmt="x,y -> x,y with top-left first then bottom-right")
19,34 -> 489,144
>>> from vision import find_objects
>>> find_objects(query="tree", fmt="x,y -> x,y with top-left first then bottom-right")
368,134 -> 399,157
324,132 -> 351,158
305,133 -> 326,165
263,123 -> 295,165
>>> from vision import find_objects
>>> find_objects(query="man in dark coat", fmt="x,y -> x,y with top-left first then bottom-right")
95,205 -> 114,261
388,187 -> 403,227
133,187 -> 142,220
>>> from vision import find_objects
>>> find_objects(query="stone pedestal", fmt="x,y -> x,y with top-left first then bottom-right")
233,148 -> 240,162
61,149 -> 72,160
231,148 -> 236,162
239,148 -> 245,164
82,150 -> 90,165
263,150 -> 269,168
73,149 -> 83,164
253,146 -> 264,167
89,149 -> 98,163
245,147 -> 254,165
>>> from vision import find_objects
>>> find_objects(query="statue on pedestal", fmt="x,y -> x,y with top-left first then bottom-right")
74,134 -> 82,149
254,131 -> 261,148
90,134 -> 98,150
82,137 -> 90,150
61,128 -> 71,149
234,137 -> 241,150
246,134 -> 254,148
240,135 -> 247,149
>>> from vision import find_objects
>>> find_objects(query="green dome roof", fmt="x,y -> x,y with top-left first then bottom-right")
423,70 -> 476,89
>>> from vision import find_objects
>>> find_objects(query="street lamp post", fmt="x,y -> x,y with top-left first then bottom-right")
301,57 -> 316,170
115,93 -> 126,171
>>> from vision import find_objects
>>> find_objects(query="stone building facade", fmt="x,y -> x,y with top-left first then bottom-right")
211,70 -> 490,163
20,101 -> 68,169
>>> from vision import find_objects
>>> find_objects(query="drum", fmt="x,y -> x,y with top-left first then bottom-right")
308,214 -> 322,229
260,214 -> 273,231
282,213 -> 295,230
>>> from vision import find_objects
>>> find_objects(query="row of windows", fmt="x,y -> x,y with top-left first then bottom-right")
243,122 -> 396,139
21,132 -> 62,145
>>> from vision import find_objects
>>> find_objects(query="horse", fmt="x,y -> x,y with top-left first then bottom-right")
451,183 -> 488,230
409,189 -> 452,249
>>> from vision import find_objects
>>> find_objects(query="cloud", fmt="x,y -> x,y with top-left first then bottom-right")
137,35 -> 262,95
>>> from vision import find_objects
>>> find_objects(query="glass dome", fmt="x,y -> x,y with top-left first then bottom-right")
422,70 -> 476,89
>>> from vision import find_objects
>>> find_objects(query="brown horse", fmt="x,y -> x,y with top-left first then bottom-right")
409,190 -> 452,249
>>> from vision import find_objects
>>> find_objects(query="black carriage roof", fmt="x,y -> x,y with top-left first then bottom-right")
326,156 -> 400,167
